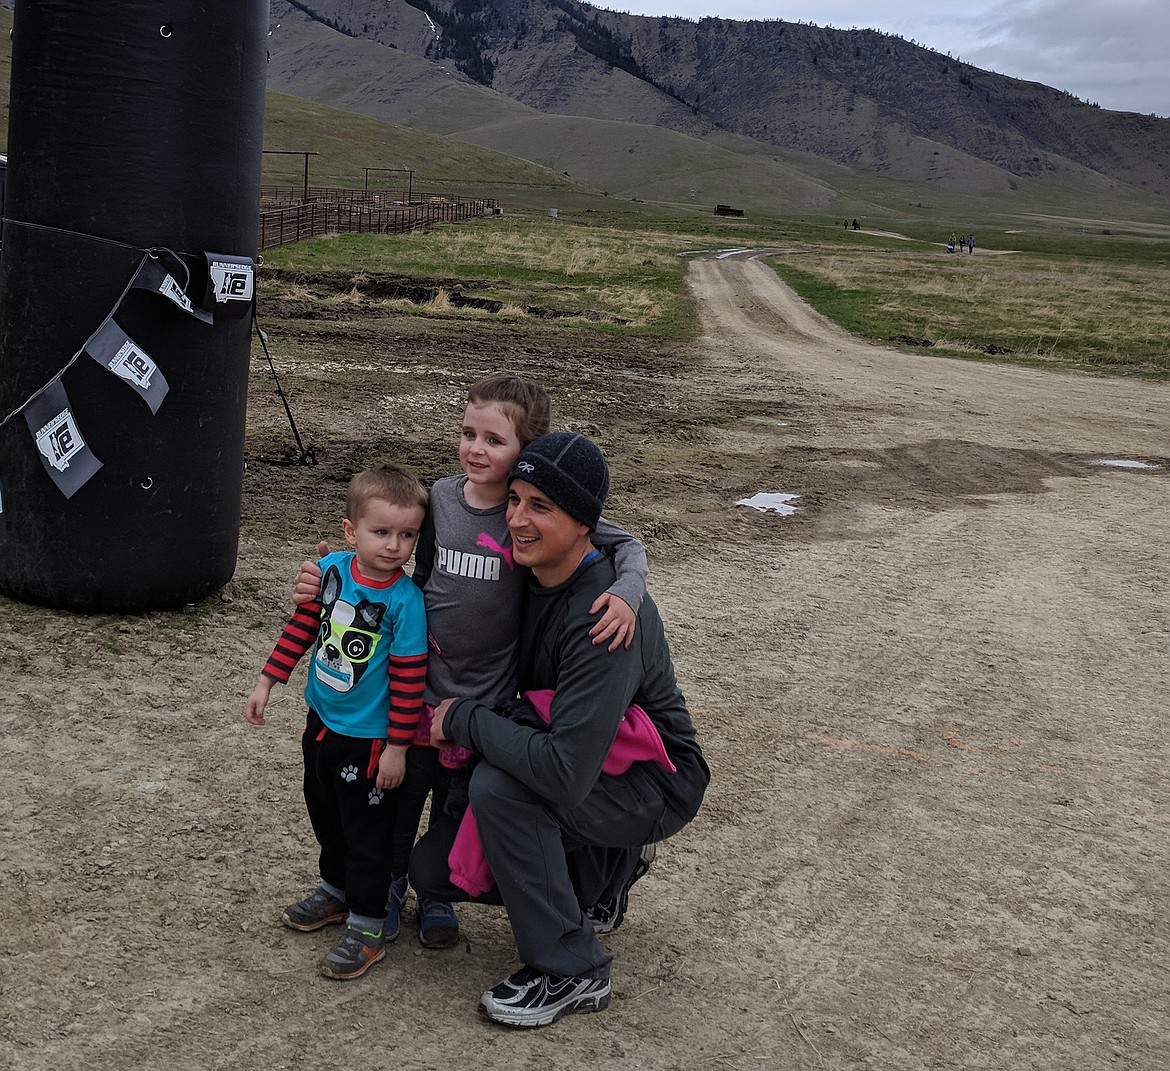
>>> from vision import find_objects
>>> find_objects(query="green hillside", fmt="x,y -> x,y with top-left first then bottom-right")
262,86 -> 1170,231
261,91 -> 588,201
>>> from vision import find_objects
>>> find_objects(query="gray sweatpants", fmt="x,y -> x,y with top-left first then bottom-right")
411,759 -> 701,979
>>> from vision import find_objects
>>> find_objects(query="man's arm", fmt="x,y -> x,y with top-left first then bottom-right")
293,542 -> 329,605
443,602 -> 642,808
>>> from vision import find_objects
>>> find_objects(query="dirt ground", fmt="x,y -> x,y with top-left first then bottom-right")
2,252 -> 1168,1070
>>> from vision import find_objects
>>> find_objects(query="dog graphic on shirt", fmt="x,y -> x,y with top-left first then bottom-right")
313,564 -> 385,693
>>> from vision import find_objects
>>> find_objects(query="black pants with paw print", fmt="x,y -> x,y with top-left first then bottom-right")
302,707 -> 400,921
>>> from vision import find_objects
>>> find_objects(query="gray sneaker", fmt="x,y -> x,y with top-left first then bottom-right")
281,887 -> 347,932
319,924 -> 386,980
479,966 -> 610,1027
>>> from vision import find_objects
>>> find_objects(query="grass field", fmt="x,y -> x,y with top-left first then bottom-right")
263,213 -> 1170,378
769,220 -> 1170,376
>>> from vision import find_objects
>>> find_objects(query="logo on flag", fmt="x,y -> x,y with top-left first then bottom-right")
158,274 -> 196,313
108,340 -> 159,391
35,409 -> 86,472
209,260 -> 254,303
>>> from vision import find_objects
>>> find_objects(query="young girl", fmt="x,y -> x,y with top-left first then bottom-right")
297,375 -> 648,948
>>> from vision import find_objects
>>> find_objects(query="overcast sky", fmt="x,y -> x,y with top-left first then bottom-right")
610,0 -> 1168,117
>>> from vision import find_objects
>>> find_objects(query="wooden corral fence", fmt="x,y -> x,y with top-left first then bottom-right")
257,187 -> 497,252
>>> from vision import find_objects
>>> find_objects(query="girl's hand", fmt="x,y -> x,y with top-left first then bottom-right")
377,744 -> 407,790
431,699 -> 456,747
293,541 -> 330,605
588,592 -> 637,651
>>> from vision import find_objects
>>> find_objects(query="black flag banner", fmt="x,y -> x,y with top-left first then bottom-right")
130,256 -> 214,324
23,378 -> 103,499
3,246 -> 248,502
84,317 -> 170,414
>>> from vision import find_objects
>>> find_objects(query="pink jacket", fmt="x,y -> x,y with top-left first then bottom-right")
448,689 -> 677,896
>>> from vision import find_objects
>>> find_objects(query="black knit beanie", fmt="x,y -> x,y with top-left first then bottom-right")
510,432 -> 609,530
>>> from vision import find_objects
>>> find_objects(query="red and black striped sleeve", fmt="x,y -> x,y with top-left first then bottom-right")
261,601 -> 322,683
386,652 -> 427,745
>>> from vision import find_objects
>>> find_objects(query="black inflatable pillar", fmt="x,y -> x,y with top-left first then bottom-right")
0,1 -> 267,611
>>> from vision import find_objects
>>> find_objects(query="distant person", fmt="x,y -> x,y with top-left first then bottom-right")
852,218 -> 860,230
968,234 -> 976,254
947,233 -> 956,254
411,432 -> 710,1028
245,466 -> 429,981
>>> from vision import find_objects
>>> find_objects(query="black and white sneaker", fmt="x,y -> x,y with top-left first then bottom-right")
585,843 -> 657,935
479,966 -> 611,1027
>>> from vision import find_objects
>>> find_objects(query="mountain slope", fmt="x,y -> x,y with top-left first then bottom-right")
267,0 -> 1170,203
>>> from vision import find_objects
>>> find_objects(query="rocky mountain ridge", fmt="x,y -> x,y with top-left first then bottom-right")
268,0 -> 1170,201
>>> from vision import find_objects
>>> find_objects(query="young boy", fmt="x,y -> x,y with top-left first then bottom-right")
295,376 -> 648,948
246,465 -> 429,981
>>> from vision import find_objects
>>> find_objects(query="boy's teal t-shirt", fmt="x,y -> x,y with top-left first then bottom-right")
304,551 -> 427,739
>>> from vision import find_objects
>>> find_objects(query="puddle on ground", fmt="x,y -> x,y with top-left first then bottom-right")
1090,458 -> 1161,470
736,491 -> 800,515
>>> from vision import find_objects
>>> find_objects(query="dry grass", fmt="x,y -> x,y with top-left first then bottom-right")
331,286 -> 364,305
264,220 -> 696,334
281,283 -> 315,302
264,218 -> 1168,373
401,221 -> 686,279
592,286 -> 669,326
776,248 -> 1170,375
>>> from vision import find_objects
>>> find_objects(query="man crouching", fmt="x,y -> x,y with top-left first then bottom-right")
413,431 -> 710,1028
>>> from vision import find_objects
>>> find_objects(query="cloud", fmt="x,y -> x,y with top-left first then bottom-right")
965,0 -> 1169,114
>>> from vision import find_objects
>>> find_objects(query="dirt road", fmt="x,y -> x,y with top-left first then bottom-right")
2,254 -> 1167,1070
659,256 -> 1169,1070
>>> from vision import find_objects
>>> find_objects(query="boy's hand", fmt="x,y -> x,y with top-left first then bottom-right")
588,592 -> 637,651
376,744 -> 408,790
245,677 -> 275,726
293,541 -> 330,605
